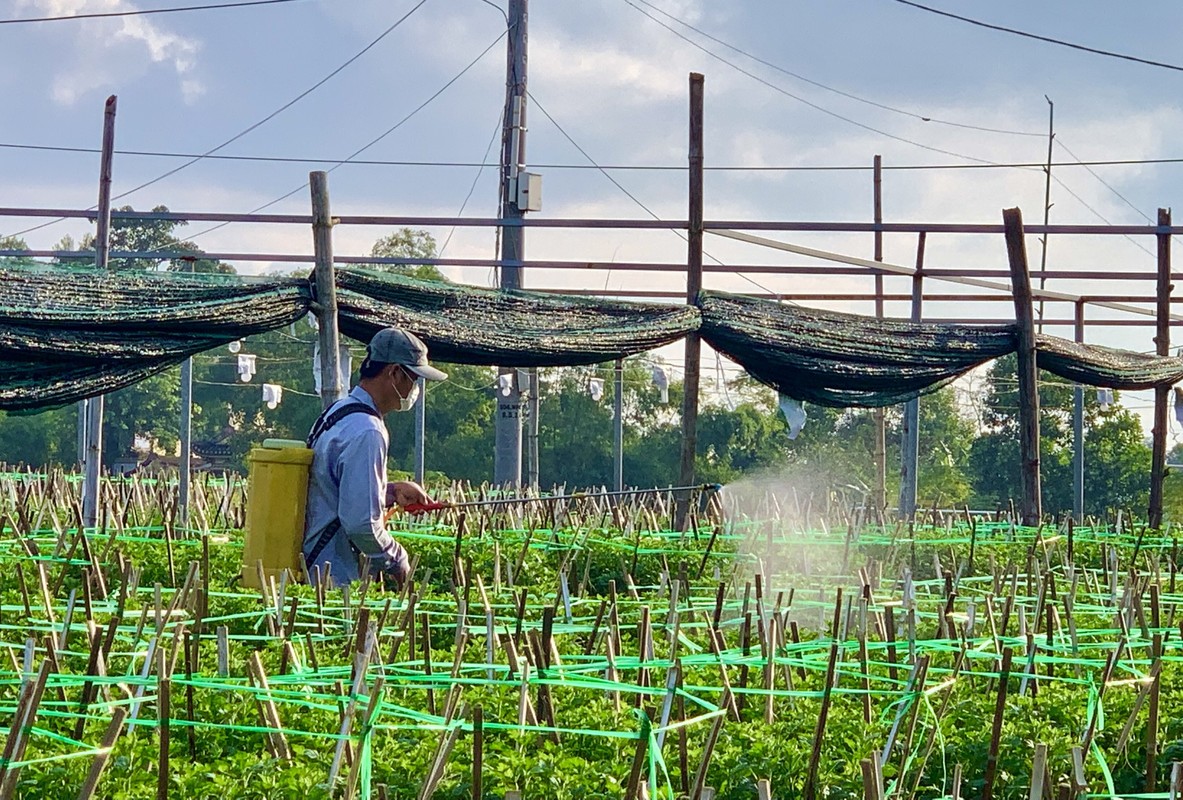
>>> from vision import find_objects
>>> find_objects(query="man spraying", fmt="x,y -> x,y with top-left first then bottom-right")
302,327 -> 447,587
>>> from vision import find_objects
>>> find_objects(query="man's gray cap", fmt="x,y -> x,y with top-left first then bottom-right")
366,327 -> 448,381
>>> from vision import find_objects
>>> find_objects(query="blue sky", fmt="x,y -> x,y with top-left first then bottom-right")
4,0 -> 1183,433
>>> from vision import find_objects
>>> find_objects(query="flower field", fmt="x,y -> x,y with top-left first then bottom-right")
0,470 -> 1179,799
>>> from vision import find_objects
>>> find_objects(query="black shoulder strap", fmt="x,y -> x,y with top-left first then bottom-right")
306,401 -> 381,448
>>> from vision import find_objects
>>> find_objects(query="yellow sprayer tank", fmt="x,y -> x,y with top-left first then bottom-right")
241,439 -> 313,589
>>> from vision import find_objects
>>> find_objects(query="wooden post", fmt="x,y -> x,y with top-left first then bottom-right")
81,94 -> 118,529
1002,208 -> 1042,526
872,155 -> 888,513
310,170 -> 343,409
899,232 -> 926,518
1150,208 -> 1172,529
676,72 -> 705,530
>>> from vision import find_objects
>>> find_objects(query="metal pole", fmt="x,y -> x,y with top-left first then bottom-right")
310,171 -> 343,410
1149,208 -> 1172,529
1037,97 -> 1054,331
1073,300 -> 1085,522
494,0 -> 528,487
1002,207 -> 1042,526
614,359 -> 624,492
76,401 -> 87,469
676,72 -> 704,530
898,232 -> 926,519
414,377 -> 425,484
82,95 -> 117,529
872,155 -> 887,514
527,369 -> 540,489
178,259 -> 194,528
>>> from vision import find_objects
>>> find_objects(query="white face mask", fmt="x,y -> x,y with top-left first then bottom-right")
394,372 -> 421,412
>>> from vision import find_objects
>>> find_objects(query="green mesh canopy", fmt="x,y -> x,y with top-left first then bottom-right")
335,269 -> 702,367
3,266 -> 1183,413
0,266 -> 311,410
1036,334 -> 1183,390
697,290 -> 1017,407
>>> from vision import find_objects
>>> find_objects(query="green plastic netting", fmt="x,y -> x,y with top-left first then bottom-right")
0,266 -> 311,410
697,290 -> 1017,407
335,269 -> 702,367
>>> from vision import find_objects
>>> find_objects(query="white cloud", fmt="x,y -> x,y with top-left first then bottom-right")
16,0 -> 204,105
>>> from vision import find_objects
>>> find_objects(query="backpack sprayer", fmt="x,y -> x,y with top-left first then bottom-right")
241,432 -> 722,591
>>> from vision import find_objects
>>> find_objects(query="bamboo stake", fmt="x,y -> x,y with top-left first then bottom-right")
246,652 -> 292,761
981,649 -> 1014,800
624,710 -> 650,800
157,649 -> 170,800
416,705 -> 467,800
690,690 -> 731,800
76,708 -> 129,800
1026,744 -> 1048,800
804,642 -> 841,800
0,661 -> 51,800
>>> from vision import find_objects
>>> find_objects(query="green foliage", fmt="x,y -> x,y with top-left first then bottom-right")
0,234 -> 35,268
968,354 -> 1152,516
54,205 -> 234,273
368,228 -> 445,281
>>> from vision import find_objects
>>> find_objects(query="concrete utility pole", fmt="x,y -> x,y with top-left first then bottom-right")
81,95 -> 117,529
494,0 -> 528,487
675,73 -> 704,530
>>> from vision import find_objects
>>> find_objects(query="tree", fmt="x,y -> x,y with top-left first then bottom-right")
53,206 -> 234,273
368,229 -> 445,281
0,235 -> 35,268
968,354 -> 1151,516
0,407 -> 75,468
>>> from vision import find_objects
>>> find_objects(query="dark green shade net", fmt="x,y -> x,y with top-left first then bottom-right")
697,290 -> 1018,407
4,267 -> 1183,412
0,266 -> 311,410
1035,334 -> 1183,390
335,269 -> 702,367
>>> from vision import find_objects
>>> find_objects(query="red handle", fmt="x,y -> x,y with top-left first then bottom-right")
402,500 -> 448,514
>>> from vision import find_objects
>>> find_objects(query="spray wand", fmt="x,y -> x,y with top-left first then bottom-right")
393,483 -> 722,516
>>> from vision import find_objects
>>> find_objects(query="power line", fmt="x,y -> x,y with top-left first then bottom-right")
439,108 -> 504,257
890,0 -> 1183,74
187,28 -> 507,240
628,0 -> 1042,138
10,140 -> 1183,173
5,0 -> 430,239
0,0 -> 304,25
620,0 -> 1005,167
527,89 -> 784,299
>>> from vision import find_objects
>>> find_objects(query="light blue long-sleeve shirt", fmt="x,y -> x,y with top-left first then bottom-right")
302,386 -> 405,585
